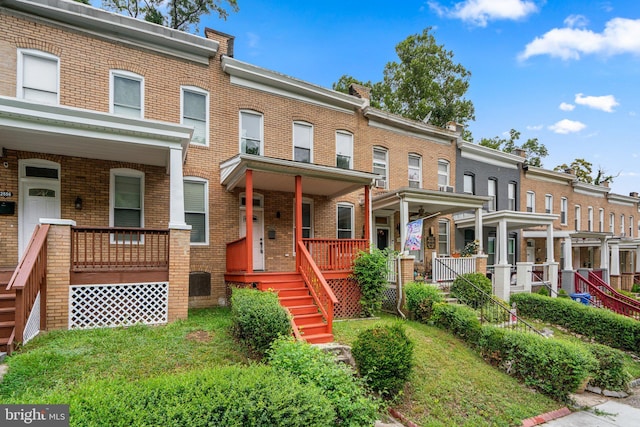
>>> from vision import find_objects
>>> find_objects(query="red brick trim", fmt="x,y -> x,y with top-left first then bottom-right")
521,407 -> 571,427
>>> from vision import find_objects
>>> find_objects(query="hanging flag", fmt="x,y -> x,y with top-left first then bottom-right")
404,219 -> 423,251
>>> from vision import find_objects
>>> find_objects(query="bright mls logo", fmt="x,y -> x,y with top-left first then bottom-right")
1,405 -> 69,426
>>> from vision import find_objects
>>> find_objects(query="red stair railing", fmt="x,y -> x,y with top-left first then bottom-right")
297,241 -> 338,331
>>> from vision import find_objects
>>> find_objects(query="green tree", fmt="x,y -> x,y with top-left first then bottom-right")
554,159 -> 618,185
333,28 -> 475,128
479,129 -> 548,167
102,0 -> 238,31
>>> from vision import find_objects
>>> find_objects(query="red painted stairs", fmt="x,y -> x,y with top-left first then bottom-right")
259,273 -> 333,344
0,268 -> 16,355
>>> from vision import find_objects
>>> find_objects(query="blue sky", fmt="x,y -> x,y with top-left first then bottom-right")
197,0 -> 640,196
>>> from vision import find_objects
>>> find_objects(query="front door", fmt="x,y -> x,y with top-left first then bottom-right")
240,195 -> 265,271
376,227 -> 390,250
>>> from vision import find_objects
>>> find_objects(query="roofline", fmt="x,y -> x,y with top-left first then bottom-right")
457,140 -> 525,167
1,0 -> 218,64
363,107 -> 458,143
525,165 -> 574,183
572,180 -> 610,196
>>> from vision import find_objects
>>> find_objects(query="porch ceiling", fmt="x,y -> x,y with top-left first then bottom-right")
0,97 -> 192,167
455,210 -> 558,230
220,154 -> 379,197
372,187 -> 490,216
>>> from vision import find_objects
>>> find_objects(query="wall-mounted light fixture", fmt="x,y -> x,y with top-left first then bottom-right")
75,196 -> 83,210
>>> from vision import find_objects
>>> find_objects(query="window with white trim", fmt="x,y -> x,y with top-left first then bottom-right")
110,169 -> 144,242
526,191 -> 535,213
630,216 -> 634,238
610,213 -> 615,234
336,131 -> 353,169
508,182 -> 516,210
337,203 -> 354,238
240,110 -> 263,155
545,194 -> 553,214
408,154 -> 421,188
17,49 -> 59,104
587,207 -> 593,231
508,237 -> 516,266
621,214 -> 625,236
463,173 -> 474,194
293,122 -> 313,163
110,70 -> 143,117
487,236 -> 495,265
487,178 -> 497,212
438,219 -> 450,256
574,205 -> 581,231
437,159 -> 450,188
373,147 -> 388,188
599,208 -> 604,232
181,87 -> 208,146
184,178 -> 208,244
560,198 -> 568,225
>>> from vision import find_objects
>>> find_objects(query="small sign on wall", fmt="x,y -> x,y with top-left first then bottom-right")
0,201 -> 15,215
0,191 -> 12,198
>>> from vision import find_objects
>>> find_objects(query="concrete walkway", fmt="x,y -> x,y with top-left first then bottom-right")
542,400 -> 640,426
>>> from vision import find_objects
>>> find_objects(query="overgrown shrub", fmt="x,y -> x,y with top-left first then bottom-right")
351,323 -> 414,398
352,248 -> 393,317
631,283 -> 640,293
558,289 -> 569,298
432,302 -> 482,345
231,287 -> 292,357
268,338 -> 380,426
404,281 -> 443,322
478,327 -> 597,401
511,293 -> 640,353
450,273 -> 492,309
537,286 -> 550,297
588,344 -> 632,392
51,366 -> 334,426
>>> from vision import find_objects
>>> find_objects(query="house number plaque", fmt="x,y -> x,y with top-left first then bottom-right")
0,191 -> 12,198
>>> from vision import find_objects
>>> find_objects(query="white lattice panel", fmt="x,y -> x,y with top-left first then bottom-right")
23,291 -> 41,344
69,282 -> 168,330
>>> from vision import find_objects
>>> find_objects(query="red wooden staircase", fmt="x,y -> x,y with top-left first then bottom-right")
575,272 -> 640,319
259,273 -> 334,344
0,268 -> 17,354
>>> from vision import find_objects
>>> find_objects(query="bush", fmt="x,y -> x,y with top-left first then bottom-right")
558,289 -> 570,298
432,302 -> 482,345
537,286 -> 550,297
352,248 -> 393,317
478,328 -> 597,401
478,297 -> 510,324
50,366 -> 334,426
632,283 -> 640,293
267,338 -> 380,426
450,273 -> 492,309
404,282 -> 443,322
351,323 -> 414,398
588,344 -> 632,392
511,293 -> 640,353
231,287 -> 292,357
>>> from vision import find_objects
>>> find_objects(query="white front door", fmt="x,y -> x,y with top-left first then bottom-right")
240,209 -> 265,271
19,180 -> 60,256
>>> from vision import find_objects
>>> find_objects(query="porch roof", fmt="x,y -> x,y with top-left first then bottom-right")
0,96 -> 192,167
220,154 -> 379,197
456,210 -> 558,230
372,187 -> 489,216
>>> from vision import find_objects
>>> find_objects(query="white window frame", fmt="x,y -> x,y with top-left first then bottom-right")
437,159 -> 450,188
508,182 -> 516,211
587,207 -> 593,232
560,197 -> 568,225
181,86 -> 209,146
526,191 -> 535,213
293,121 -> 313,163
620,214 -> 625,236
599,208 -> 604,232
610,213 -> 615,234
630,216 -> 634,238
183,177 -> 208,245
408,154 -> 422,188
109,168 -> 144,243
336,131 -> 353,169
487,179 -> 497,212
17,49 -> 60,104
574,205 -> 581,231
110,70 -> 144,118
545,194 -> 553,214
372,146 -> 388,189
438,219 -> 450,256
337,203 -> 354,239
293,197 -> 314,252
463,173 -> 474,194
239,110 -> 264,155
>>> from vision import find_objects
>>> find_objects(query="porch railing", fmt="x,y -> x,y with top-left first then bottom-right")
7,224 -> 50,345
71,227 -> 169,271
302,239 -> 368,271
575,272 -> 640,319
297,241 -> 338,331
531,263 -> 549,285
587,271 -> 640,311
432,253 -> 476,283
226,237 -> 247,272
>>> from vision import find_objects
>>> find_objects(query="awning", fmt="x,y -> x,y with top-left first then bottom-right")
456,210 -> 557,230
373,187 -> 490,216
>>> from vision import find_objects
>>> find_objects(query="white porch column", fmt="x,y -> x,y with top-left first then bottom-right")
399,198 -> 409,255
493,218 -> 511,301
548,262 -> 559,297
168,147 -> 187,228
546,224 -> 555,262
610,240 -> 620,276
563,237 -> 573,270
497,219 -> 508,265
475,207 -> 484,254
516,262 -> 532,293
601,238 -> 610,270
635,244 -> 640,273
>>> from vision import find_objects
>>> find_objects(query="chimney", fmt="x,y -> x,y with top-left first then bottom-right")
204,28 -> 235,57
564,168 -> 575,175
630,192 -> 639,198
348,83 -> 370,100
446,121 -> 464,135
512,148 -> 526,158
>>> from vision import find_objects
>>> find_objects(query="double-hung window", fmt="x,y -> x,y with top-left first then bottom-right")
526,191 -> 535,213
337,203 -> 354,238
336,131 -> 353,169
373,147 -> 388,188
621,214 -> 625,236
182,87 -> 208,146
560,198 -> 568,225
463,173 -> 474,194
111,70 -> 143,117
610,213 -> 615,234
545,194 -> 553,214
508,182 -> 516,210
240,111 -> 263,155
487,179 -> 497,212
587,207 -> 593,231
438,220 -> 450,256
110,169 -> 144,242
599,208 -> 604,232
408,154 -> 422,188
293,122 -> 313,163
437,160 -> 450,189
17,49 -> 59,104
575,205 -> 581,231
184,178 -> 208,244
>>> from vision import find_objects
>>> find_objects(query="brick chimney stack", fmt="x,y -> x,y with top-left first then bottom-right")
630,192 -> 639,198
512,148 -> 526,158
348,84 -> 371,100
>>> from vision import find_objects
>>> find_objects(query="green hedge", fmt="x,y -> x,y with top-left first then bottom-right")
231,287 -> 292,357
511,293 -> 640,353
450,273 -> 492,309
49,366 -> 334,426
432,302 -> 482,345
478,327 -> 597,401
268,338 -> 380,426
588,344 -> 632,392
404,282 -> 443,322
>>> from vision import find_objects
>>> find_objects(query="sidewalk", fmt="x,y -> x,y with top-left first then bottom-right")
542,400 -> 640,427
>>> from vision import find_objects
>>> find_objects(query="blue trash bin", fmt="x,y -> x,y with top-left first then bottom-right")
570,293 -> 591,305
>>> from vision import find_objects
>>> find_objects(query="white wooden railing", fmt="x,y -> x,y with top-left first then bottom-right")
432,253 -> 476,284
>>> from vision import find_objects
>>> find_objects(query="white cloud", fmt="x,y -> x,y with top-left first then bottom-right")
428,0 -> 538,27
246,32 -> 260,48
574,93 -> 619,112
621,171 -> 640,177
526,124 -> 543,131
548,119 -> 586,134
564,14 -> 589,28
559,102 -> 575,111
519,17 -> 640,60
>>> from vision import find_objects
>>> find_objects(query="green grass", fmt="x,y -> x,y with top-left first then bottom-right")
334,315 -> 562,427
